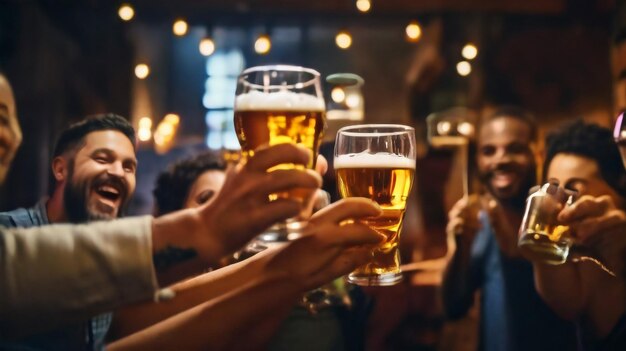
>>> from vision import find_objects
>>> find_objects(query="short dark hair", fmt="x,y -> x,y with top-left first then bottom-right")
52,113 -> 136,158
153,152 -> 226,215
482,105 -> 538,141
543,120 -> 626,197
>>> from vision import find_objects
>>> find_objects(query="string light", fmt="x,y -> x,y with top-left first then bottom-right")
356,0 -> 371,13
173,19 -> 188,36
134,63 -> 150,79
335,31 -> 352,49
406,21 -> 422,42
137,117 -> 152,141
254,35 -> 271,55
331,87 -> 346,103
199,37 -> 215,56
456,61 -> 472,76
154,114 -> 180,153
462,44 -> 478,60
118,4 -> 134,21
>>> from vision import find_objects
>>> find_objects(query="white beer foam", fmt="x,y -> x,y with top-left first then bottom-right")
334,152 -> 416,169
236,90 -> 325,111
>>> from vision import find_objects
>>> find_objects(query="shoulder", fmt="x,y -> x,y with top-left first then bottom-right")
0,206 -> 41,228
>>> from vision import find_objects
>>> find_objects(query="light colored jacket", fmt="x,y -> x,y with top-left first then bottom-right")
0,216 -> 158,337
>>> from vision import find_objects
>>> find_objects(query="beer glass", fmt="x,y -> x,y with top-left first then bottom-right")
234,65 -> 326,236
334,124 -> 416,286
518,182 -> 576,265
613,111 -> 626,170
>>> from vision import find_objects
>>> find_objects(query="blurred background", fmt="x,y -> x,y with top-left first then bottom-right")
0,1 -> 624,349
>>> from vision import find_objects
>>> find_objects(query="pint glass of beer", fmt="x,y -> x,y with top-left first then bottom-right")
234,65 -> 326,235
334,124 -> 416,286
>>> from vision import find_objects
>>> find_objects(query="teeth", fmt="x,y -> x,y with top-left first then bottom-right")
98,185 -> 119,195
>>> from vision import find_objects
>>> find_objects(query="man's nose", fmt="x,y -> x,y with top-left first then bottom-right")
107,161 -> 125,177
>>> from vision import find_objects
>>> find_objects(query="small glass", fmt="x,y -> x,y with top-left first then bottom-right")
518,182 -> 576,265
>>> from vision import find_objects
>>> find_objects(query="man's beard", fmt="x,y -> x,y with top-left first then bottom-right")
63,163 -> 128,223
478,164 -> 536,211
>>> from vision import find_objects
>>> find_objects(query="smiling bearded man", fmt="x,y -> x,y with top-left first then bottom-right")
0,113 -> 137,351
441,107 -> 578,351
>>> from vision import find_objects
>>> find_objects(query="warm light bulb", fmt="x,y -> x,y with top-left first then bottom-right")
138,128 -> 152,141
254,35 -> 271,55
457,122 -> 474,136
331,87 -> 346,103
335,31 -> 352,49
164,113 -> 180,125
118,4 -> 134,21
134,64 -> 150,79
456,61 -> 472,76
356,0 -> 371,13
199,38 -> 215,56
345,94 -> 360,108
462,44 -> 478,60
173,19 -> 188,36
405,21 -> 422,42
138,117 -> 152,129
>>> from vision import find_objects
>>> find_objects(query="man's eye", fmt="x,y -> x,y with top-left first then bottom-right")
196,190 -> 215,205
480,146 -> 495,156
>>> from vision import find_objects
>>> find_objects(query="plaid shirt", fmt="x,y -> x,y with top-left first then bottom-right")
0,199 -> 113,350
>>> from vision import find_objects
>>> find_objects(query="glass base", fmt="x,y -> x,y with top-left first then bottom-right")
347,271 -> 403,287
519,234 -> 569,265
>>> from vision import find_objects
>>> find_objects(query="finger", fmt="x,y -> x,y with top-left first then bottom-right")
311,198 -> 382,224
558,195 -> 612,223
246,144 -> 311,172
255,169 -> 322,197
576,210 -> 626,243
446,217 -> 464,236
306,248 -> 371,289
316,155 -> 328,176
246,199 -> 303,234
319,222 -> 385,246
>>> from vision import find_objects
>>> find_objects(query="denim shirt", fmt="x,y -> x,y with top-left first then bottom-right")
0,200 -> 113,351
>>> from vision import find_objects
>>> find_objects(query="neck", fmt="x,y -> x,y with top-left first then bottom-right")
46,187 -> 67,224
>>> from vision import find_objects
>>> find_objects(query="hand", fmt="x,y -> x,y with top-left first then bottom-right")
193,143 -> 323,262
446,195 -> 481,240
261,197 -> 384,292
558,195 -> 626,269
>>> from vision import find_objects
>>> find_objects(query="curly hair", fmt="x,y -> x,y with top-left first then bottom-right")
153,151 -> 226,215
543,120 -> 626,197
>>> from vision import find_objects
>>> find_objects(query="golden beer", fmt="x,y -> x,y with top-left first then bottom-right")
335,153 -> 415,285
234,91 -> 325,203
234,110 -> 325,169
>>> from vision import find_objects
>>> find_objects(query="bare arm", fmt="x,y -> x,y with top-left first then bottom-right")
108,198 -> 384,351
441,196 -> 482,319
533,195 -> 626,322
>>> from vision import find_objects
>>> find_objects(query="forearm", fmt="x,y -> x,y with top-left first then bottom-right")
110,253 -> 267,339
532,262 -> 585,320
441,235 -> 476,319
151,209 -> 222,284
0,217 -> 158,337
108,271 -> 301,351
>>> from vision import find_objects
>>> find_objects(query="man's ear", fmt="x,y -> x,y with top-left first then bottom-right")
51,156 -> 68,182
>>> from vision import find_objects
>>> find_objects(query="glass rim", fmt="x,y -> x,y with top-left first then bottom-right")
614,111 -> 625,140
239,65 -> 321,92
337,124 -> 415,137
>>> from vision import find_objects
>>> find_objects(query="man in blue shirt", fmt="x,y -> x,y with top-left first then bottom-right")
0,113 -> 138,350
442,107 -> 577,351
